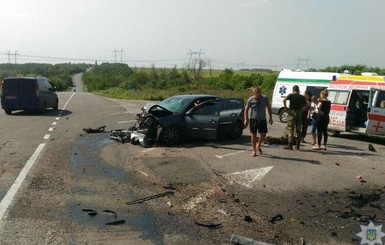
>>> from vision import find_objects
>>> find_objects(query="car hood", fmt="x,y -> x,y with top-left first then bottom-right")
142,103 -> 174,118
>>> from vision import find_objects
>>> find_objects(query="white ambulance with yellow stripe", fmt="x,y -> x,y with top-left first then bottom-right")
272,69 -> 339,122
327,74 -> 385,136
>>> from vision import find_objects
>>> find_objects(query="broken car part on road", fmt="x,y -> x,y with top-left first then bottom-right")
126,191 -> 174,205
83,125 -> 106,134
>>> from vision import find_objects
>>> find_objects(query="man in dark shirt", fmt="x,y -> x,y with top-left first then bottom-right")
283,85 -> 307,150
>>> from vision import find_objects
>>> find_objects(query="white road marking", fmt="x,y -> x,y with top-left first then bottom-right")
43,134 -> 50,140
215,150 -> 246,159
62,92 -> 75,109
52,122 -> 57,126
0,143 -> 46,220
117,120 -> 136,124
141,148 -> 155,153
55,117 -> 60,121
352,155 -> 365,160
110,111 -> 133,115
48,127 -> 55,132
225,166 -> 274,188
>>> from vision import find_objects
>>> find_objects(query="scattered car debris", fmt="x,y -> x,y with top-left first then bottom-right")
368,144 -> 376,152
163,183 -> 176,190
126,191 -> 174,205
356,175 -> 367,183
349,193 -> 381,208
269,214 -> 284,224
194,220 -> 222,228
369,203 -> 383,210
243,215 -> 253,222
299,237 -> 306,245
83,125 -> 106,134
102,210 -> 118,218
105,220 -> 126,226
81,209 -> 98,216
230,234 -> 276,245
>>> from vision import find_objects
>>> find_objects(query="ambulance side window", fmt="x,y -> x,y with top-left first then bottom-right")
329,90 -> 350,105
373,91 -> 385,108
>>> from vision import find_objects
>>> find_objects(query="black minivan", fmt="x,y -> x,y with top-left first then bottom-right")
1,77 -> 59,115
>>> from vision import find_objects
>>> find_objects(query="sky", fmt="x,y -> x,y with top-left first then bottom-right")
1,0 -> 385,70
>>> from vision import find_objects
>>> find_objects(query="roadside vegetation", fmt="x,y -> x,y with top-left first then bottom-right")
83,63 -> 278,101
0,63 -> 90,91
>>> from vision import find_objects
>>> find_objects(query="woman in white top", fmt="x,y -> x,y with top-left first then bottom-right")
307,96 -> 319,145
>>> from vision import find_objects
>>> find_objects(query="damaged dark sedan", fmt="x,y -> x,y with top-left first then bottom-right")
126,94 -> 245,146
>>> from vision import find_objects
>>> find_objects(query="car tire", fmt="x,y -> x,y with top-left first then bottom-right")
228,120 -> 244,139
279,109 -> 288,123
159,126 -> 181,146
40,102 -> 47,114
53,100 -> 59,111
327,129 -> 340,137
4,109 -> 12,115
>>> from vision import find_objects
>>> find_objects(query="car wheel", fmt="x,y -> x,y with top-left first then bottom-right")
279,110 -> 288,123
327,129 -> 340,137
4,109 -> 12,115
53,100 -> 59,111
228,120 -> 244,139
40,102 -> 47,114
159,126 -> 180,146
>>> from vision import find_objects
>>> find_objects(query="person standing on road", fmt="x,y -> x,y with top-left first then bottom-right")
283,85 -> 307,150
313,90 -> 331,150
308,95 -> 319,145
301,90 -> 312,143
244,87 -> 273,157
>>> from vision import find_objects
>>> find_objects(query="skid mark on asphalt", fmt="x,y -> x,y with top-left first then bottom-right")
225,166 -> 274,188
215,150 -> 246,159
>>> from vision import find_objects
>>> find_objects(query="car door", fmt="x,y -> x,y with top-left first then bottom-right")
365,89 -> 385,135
328,89 -> 350,132
45,79 -> 56,107
218,99 -> 244,136
185,100 -> 223,140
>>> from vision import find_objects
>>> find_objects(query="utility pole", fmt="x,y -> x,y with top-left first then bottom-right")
113,49 -> 118,63
14,51 -> 18,64
6,51 -> 11,63
113,49 -> 124,63
120,49 -> 124,63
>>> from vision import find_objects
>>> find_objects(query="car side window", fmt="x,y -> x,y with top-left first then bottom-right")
38,79 -> 46,90
45,80 -> 53,90
194,101 -> 222,116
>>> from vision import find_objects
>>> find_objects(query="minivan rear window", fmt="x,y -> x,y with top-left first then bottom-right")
3,79 -> 36,91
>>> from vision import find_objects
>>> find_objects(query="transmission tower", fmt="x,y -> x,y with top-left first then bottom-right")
6,51 -> 11,63
295,57 -> 311,70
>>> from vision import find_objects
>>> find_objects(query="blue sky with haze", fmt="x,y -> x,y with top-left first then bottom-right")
1,0 -> 384,70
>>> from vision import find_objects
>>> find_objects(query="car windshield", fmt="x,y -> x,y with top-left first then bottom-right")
159,96 -> 194,114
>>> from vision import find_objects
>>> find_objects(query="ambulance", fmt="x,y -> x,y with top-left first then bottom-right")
327,74 -> 385,136
272,69 -> 339,122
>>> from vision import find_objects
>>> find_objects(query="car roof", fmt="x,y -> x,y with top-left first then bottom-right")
3,76 -> 45,81
169,94 -> 218,99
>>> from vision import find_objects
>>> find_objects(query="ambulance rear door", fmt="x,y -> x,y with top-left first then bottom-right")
365,89 -> 385,135
328,89 -> 350,132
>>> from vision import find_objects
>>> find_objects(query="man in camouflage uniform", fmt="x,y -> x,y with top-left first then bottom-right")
283,85 -> 307,150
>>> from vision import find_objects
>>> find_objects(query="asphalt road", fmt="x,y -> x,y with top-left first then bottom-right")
0,76 -> 384,244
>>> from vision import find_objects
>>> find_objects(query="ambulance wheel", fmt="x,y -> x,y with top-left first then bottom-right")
327,130 -> 340,137
279,110 -> 288,123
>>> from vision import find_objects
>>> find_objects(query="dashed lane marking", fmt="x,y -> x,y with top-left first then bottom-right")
52,122 -> 57,126
55,117 -> 60,121
0,143 -> 46,220
43,134 -> 50,140
215,150 -> 246,159
48,127 -> 55,132
225,166 -> 274,188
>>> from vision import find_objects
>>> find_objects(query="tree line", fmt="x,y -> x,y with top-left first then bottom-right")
0,63 -> 90,91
